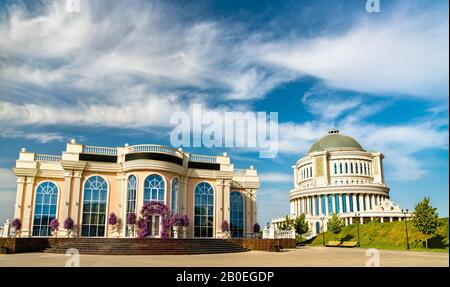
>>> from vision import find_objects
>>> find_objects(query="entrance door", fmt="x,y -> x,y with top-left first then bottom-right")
315,222 -> 320,234
147,215 -> 161,238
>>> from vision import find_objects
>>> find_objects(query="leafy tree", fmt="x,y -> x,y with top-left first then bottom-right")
293,214 -> 309,236
279,215 -> 294,230
327,214 -> 345,234
412,197 -> 440,248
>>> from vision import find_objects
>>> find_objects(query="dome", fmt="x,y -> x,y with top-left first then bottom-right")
308,129 -> 365,153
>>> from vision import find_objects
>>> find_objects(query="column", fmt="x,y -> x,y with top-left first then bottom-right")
305,197 -> 309,215
339,194 -> 343,214
352,193 -> 357,212
14,177 -> 26,219
71,171 -> 83,234
359,194 -> 364,212
331,194 -> 336,214
245,190 -> 252,238
365,194 -> 370,211
21,177 -> 35,237
380,217 -> 384,223
318,195 -> 322,215
371,194 -> 376,210
312,196 -> 316,216
223,180 -> 231,225
180,177 -> 189,214
61,171 -> 73,235
349,217 -> 353,224
251,190 -> 257,233
215,180 -> 224,238
345,193 -> 350,213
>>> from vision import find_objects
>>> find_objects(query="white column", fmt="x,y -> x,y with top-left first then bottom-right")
215,180 -> 224,238
252,190 -> 257,231
312,196 -> 316,216
359,194 -> 364,212
223,181 -> 231,226
62,171 -> 73,220
370,194 -> 375,210
345,194 -> 350,213
365,194 -> 370,211
245,191 -> 251,238
339,194 -> 343,214
21,177 -> 35,237
71,171 -> 82,234
331,194 -> 336,214
352,194 -> 357,212
14,177 -> 26,219
318,195 -> 322,215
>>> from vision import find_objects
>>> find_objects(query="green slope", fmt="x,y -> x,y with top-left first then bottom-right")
307,218 -> 448,252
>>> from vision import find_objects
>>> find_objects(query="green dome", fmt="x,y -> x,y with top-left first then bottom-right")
308,129 -> 365,153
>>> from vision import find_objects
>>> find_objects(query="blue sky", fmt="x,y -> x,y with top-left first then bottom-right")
0,0 -> 448,225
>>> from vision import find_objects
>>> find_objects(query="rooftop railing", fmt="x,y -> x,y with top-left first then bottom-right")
35,154 -> 62,162
129,144 -> 182,158
189,154 -> 218,164
82,146 -> 118,156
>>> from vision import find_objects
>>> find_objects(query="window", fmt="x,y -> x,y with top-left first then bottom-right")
335,194 -> 340,213
368,165 -> 371,176
171,177 -> 179,213
144,174 -> 165,204
342,194 -> 347,213
334,163 -> 337,174
364,163 -> 367,175
127,175 -> 137,215
230,191 -> 244,238
349,194 -> 354,212
81,176 -> 108,237
315,196 -> 319,216
350,163 -> 353,173
327,194 -> 333,214
194,182 -> 214,237
356,195 -> 361,211
321,195 -> 326,215
339,163 -> 343,174
360,163 -> 363,174
345,163 -> 348,173
309,197 -> 313,215
356,163 -> 359,174
363,195 -> 367,211
309,166 -> 313,177
33,181 -> 58,237
369,195 -> 372,210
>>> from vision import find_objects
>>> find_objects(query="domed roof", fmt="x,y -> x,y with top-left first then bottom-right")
308,129 -> 365,153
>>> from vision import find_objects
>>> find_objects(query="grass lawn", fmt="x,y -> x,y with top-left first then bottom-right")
305,218 -> 448,252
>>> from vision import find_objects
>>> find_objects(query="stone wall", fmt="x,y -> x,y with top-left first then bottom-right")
229,238 -> 297,251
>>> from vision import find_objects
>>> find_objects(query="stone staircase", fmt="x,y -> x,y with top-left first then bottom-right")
43,238 -> 249,255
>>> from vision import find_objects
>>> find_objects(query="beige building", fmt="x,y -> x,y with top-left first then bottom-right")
272,129 -> 411,235
12,140 -> 259,238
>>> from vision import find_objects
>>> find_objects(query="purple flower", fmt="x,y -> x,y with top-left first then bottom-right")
180,214 -> 189,227
108,213 -> 118,225
12,218 -> 21,231
64,217 -> 74,230
170,213 -> 182,227
253,223 -> 261,233
50,218 -> 60,232
221,220 -> 229,232
127,213 -> 137,225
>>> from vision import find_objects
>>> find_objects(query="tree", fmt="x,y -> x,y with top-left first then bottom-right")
327,214 -> 345,234
279,215 -> 294,230
412,197 -> 440,248
293,214 -> 309,236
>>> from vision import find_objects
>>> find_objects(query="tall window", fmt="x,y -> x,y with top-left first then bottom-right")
309,197 -> 313,215
171,178 -> 179,213
349,194 -> 354,212
194,182 -> 214,237
350,163 -> 354,173
230,191 -> 244,238
363,195 -> 367,211
356,195 -> 361,211
144,174 -> 165,204
356,163 -> 359,174
327,194 -> 333,214
309,166 -> 312,177
342,194 -> 347,213
334,163 -> 337,174
127,175 -> 137,215
321,195 -> 326,215
339,163 -> 343,174
33,181 -> 58,237
335,194 -> 340,213
81,176 -> 108,237
360,163 -> 363,174
345,163 -> 348,173
315,196 -> 319,216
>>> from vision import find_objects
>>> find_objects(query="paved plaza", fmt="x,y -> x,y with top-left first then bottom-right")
0,246 -> 448,267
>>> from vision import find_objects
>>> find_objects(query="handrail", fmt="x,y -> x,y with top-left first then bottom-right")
35,154 -> 62,162
189,154 -> 218,163
82,146 -> 118,156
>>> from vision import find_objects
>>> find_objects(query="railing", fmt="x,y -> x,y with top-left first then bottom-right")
35,154 -> 62,162
82,146 -> 118,156
129,144 -> 182,157
275,230 -> 296,239
189,154 -> 218,163
233,169 -> 248,175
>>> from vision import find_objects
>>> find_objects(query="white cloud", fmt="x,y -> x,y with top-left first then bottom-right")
260,9 -> 449,99
259,172 -> 293,183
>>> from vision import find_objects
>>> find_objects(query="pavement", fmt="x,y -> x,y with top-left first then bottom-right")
0,246 -> 448,267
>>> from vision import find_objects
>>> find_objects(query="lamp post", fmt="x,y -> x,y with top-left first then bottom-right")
320,215 -> 325,246
355,213 -> 360,247
402,209 -> 410,250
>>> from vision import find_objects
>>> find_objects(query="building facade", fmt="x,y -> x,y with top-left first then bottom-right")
272,129 -> 411,236
12,140 -> 259,238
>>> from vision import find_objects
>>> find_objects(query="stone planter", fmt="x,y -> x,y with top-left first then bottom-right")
173,226 -> 180,238
181,227 -> 188,239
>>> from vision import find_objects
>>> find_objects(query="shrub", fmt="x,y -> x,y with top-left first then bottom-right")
64,217 -> 74,230
108,213 -> 118,225
12,218 -> 21,231
50,218 -> 60,232
221,220 -> 229,232
127,213 -> 137,225
253,223 -> 261,233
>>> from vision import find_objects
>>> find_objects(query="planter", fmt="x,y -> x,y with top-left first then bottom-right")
181,227 -> 188,239
173,226 -> 180,238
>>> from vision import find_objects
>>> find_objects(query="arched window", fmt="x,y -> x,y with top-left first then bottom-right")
33,181 -> 58,237
171,177 -> 179,213
127,175 -> 137,215
194,182 -> 214,237
315,222 -> 321,234
81,176 -> 108,237
144,174 -> 165,204
230,191 -> 244,238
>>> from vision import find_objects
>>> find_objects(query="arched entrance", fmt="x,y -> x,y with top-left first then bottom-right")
315,222 -> 320,234
138,201 -> 170,238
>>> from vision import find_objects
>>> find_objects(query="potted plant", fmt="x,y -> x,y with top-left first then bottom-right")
221,220 -> 230,238
50,218 -> 59,237
253,223 -> 261,238
126,213 -> 137,237
171,213 -> 182,238
108,213 -> 119,237
64,217 -> 74,238
11,218 -> 21,238
180,214 -> 189,238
